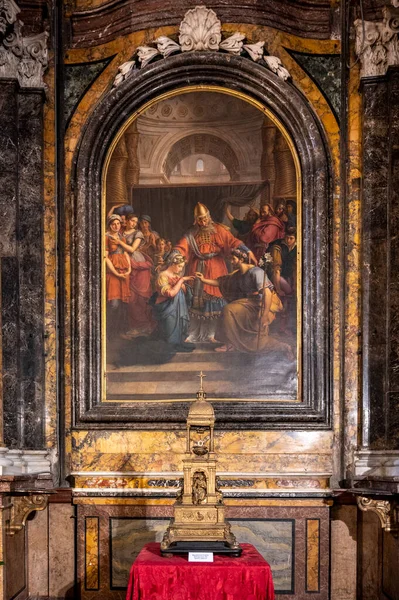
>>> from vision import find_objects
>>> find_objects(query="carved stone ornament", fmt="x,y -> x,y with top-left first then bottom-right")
6,493 -> 48,536
179,6 -> 221,52
113,5 -> 291,87
354,3 -> 399,77
156,35 -> 181,58
356,496 -> 399,534
0,0 -> 48,87
137,46 -> 160,68
243,41 -> 264,62
263,55 -> 291,81
0,0 -> 19,35
219,32 -> 245,55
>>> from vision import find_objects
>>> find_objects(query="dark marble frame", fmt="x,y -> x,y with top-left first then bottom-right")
71,52 -> 333,430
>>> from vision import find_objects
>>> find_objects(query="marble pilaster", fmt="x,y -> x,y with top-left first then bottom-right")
0,1 -> 48,455
357,67 -> 399,458
17,87 -> 45,449
0,80 -> 20,451
361,75 -> 390,449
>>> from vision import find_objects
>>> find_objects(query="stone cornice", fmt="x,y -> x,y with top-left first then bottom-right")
0,0 -> 48,87
68,0 -> 335,49
354,3 -> 399,77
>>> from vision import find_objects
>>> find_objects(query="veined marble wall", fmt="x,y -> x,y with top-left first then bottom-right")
54,20 -> 347,489
1,2 -> 399,600
54,17 -> 346,599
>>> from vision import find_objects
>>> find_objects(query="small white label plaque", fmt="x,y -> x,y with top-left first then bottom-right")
188,552 -> 214,562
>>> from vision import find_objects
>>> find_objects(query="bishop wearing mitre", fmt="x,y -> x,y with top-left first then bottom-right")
173,202 -> 256,342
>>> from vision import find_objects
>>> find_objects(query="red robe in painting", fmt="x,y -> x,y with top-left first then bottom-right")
174,223 -> 241,299
249,216 -> 286,260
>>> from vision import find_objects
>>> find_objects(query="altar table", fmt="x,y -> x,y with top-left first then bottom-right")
126,542 -> 274,600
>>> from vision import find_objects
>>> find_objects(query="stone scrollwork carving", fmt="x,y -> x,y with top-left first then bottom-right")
6,494 -> 48,536
0,0 -> 19,34
216,478 -> 255,488
0,0 -> 48,87
113,5 -> 291,87
354,4 -> 399,77
356,496 -> 399,534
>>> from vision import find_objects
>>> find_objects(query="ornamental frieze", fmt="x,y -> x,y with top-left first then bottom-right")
114,5 -> 290,88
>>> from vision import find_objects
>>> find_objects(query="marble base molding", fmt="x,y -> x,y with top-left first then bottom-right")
0,447 -> 14,474
0,449 -> 51,475
353,450 -> 399,479
70,470 -> 332,498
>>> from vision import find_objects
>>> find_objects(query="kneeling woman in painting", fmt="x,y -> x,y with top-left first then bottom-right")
150,252 -> 195,352
196,249 -> 291,356
105,215 -> 131,339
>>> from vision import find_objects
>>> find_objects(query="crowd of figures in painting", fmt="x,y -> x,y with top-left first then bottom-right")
105,197 -> 298,400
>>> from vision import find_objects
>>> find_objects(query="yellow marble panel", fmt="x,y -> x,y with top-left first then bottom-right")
343,57 -> 362,473
70,429 -> 333,474
43,52 -> 57,450
306,518 -> 320,592
225,498 -> 332,507
75,497 -> 174,506
85,517 -> 99,590
72,429 -> 332,455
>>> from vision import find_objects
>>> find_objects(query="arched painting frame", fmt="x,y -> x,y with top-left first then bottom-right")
72,52 -> 332,430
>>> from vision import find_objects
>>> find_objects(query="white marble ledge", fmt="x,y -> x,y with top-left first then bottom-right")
0,448 -> 51,475
353,450 -> 399,478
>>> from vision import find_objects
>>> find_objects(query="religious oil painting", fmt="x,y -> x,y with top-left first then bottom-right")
103,89 -> 300,402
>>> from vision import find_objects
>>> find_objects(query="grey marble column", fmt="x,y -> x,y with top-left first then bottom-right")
353,68 -> 399,490
0,83 -> 46,451
0,80 -> 20,449
0,1 -> 48,457
361,68 -> 399,453
17,88 -> 45,449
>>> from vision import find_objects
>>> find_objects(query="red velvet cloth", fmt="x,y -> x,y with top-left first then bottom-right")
126,543 -> 274,600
